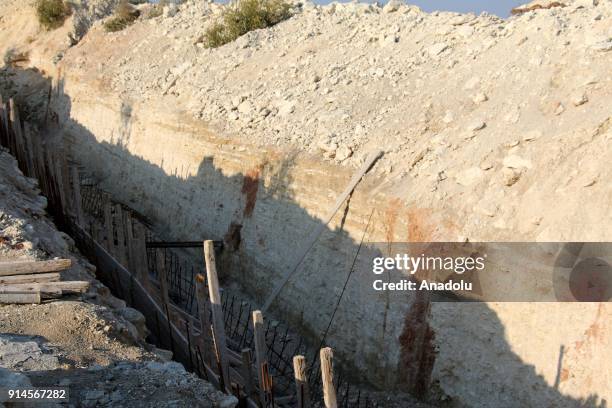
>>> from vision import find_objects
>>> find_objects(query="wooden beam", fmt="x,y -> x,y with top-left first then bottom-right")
103,201 -> 114,252
293,355 -> 310,408
204,240 -> 231,392
0,259 -> 71,276
0,272 -> 60,285
70,165 -> 85,226
0,281 -> 89,297
320,348 -> 337,408
113,204 -> 128,267
262,150 -> 383,312
0,292 -> 41,304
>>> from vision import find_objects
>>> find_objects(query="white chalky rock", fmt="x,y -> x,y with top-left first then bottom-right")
456,167 -> 485,186
503,155 -> 532,169
428,42 -> 449,56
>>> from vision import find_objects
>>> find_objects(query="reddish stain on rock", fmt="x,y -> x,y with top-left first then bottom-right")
398,291 -> 436,399
406,207 -> 433,242
384,198 -> 402,243
241,165 -> 263,218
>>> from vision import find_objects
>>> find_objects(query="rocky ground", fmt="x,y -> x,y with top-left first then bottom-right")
6,0 -> 605,242
0,147 -> 236,407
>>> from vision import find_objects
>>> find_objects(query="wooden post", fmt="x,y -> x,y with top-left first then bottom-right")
125,213 -> 138,276
113,204 -> 128,267
320,348 -> 337,408
252,310 -> 273,407
158,248 -> 170,308
293,355 -> 310,408
103,201 -> 114,252
241,348 -> 255,399
70,165 -> 85,226
133,222 -> 150,288
8,99 -> 21,164
204,240 -> 231,393
22,123 -> 35,178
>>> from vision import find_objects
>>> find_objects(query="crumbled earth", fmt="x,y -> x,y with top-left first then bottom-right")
0,149 -> 236,407
1,0 -> 608,242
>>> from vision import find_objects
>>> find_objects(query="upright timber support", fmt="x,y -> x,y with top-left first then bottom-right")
320,348 -> 337,408
293,355 -> 310,408
204,240 -> 230,392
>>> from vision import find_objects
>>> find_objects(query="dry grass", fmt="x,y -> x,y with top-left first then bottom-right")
35,0 -> 71,31
104,0 -> 140,32
204,0 -> 292,48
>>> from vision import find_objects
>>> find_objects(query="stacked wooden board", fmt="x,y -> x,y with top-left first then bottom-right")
0,259 -> 89,304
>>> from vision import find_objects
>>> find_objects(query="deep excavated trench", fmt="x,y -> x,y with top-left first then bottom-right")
2,65 -> 611,408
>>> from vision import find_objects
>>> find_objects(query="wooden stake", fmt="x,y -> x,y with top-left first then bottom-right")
103,201 -> 114,252
320,348 -> 337,408
293,355 -> 310,408
204,240 -> 230,392
70,165 -> 85,226
158,248 -> 170,308
113,204 -> 128,267
0,259 -> 71,276
133,222 -> 150,289
252,310 -> 273,407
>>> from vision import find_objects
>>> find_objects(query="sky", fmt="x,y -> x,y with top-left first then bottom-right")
404,0 -> 525,16
312,0 -> 527,17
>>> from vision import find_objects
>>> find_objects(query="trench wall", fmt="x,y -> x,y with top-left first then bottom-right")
46,79 -> 612,408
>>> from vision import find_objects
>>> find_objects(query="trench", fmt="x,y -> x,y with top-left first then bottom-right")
0,91 -> 389,407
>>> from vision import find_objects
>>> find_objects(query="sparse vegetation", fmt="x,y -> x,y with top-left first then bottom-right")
145,0 -> 167,19
204,0 -> 292,48
35,0 -> 71,31
104,0 -> 140,32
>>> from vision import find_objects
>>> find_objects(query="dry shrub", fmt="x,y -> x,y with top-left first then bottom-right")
104,0 -> 140,32
35,0 -> 71,30
204,0 -> 292,48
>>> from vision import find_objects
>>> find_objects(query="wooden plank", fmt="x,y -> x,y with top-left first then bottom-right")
293,355 -> 310,408
0,94 -> 7,147
125,213 -> 139,278
70,165 -> 85,226
103,201 -> 114,252
0,292 -> 41,304
59,150 -> 73,217
320,348 -> 337,408
204,240 -> 231,392
113,204 -> 129,267
133,222 -> 150,289
22,122 -> 35,178
0,281 -> 89,296
53,151 -> 68,216
0,272 -> 60,285
252,310 -> 273,407
8,99 -> 20,162
157,248 -> 170,307
262,150 -> 383,312
0,259 -> 71,276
